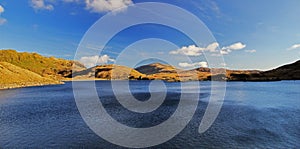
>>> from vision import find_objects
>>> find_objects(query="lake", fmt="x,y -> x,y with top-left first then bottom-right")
0,81 -> 299,148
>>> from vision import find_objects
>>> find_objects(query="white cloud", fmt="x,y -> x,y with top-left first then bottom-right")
31,0 -> 54,11
220,42 -> 246,55
179,61 -> 208,68
169,42 -> 219,56
206,42 -> 219,52
220,49 -> 230,55
28,0 -> 133,13
287,44 -> 300,50
0,5 -> 7,25
222,42 -> 246,50
0,5 -> 4,14
85,0 -> 133,13
170,45 -> 203,56
245,49 -> 256,53
170,42 -> 246,56
79,55 -> 115,68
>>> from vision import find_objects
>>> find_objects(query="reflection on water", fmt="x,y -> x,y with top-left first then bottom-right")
0,81 -> 299,148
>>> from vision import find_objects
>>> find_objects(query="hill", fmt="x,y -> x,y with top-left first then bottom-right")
71,64 -> 146,80
225,60 -> 300,81
134,61 -> 299,81
0,62 -> 61,89
135,63 -> 183,81
262,60 -> 300,80
136,63 -> 178,75
0,49 -> 85,79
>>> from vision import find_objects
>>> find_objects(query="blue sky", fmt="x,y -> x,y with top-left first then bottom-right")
0,0 -> 299,70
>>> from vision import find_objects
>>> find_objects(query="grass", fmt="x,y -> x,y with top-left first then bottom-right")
0,49 -> 85,79
0,62 -> 61,89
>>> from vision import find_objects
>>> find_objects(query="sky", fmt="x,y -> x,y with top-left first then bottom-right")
0,0 -> 299,70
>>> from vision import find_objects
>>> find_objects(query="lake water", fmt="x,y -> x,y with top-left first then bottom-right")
0,81 -> 299,148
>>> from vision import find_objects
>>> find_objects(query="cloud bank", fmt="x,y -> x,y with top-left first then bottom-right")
29,0 -> 133,13
79,55 -> 115,68
169,42 -> 219,56
85,0 -> 133,13
170,42 -> 247,56
171,42 -> 248,69
178,61 -> 208,68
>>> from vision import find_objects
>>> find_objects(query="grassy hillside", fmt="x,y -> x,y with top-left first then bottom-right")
0,62 -> 61,89
72,64 -> 146,80
0,49 -> 85,79
135,63 -> 183,81
134,62 -> 299,81
136,63 -> 178,75
1,49 -> 298,84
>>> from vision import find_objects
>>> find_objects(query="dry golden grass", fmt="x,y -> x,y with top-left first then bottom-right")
1,49 -> 297,84
0,62 -> 61,89
71,64 -> 146,80
0,49 -> 85,79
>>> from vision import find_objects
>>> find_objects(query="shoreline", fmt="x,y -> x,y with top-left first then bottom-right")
1,79 -> 298,90
0,82 -> 64,90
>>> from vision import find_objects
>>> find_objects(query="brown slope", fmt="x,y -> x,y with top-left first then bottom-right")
72,60 -> 300,81
135,63 -> 203,81
218,60 -> 299,81
0,49 -> 86,79
134,62 -> 292,81
72,64 -> 146,80
0,62 -> 61,89
261,60 -> 300,80
135,63 -> 178,74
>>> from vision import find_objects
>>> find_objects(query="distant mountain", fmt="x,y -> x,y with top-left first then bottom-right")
134,63 -> 261,81
221,60 -> 299,81
135,63 -> 184,81
134,61 -> 299,81
136,63 -> 178,75
0,49 -> 86,79
68,60 -> 300,81
71,64 -> 146,80
0,62 -> 61,89
135,63 -> 215,81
